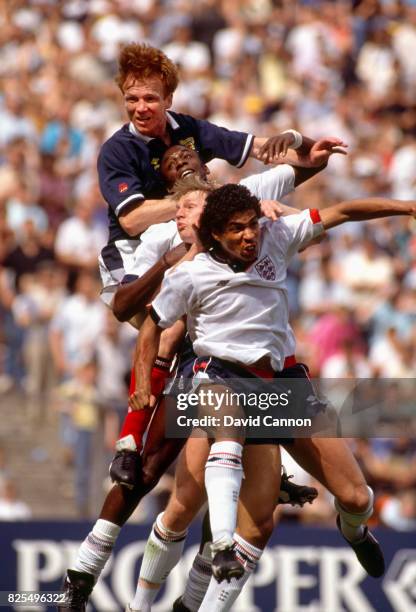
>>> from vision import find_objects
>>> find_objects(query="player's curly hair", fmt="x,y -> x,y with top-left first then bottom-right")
197,184 -> 261,251
116,43 -> 179,95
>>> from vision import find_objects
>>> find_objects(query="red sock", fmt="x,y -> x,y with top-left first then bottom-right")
118,359 -> 171,451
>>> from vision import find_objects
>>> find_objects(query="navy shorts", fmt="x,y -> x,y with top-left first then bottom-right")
167,352 -> 324,445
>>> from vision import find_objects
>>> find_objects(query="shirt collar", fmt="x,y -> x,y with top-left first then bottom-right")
128,111 -> 180,143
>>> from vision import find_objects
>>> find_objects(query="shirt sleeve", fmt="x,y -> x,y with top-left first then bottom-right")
193,117 -> 254,168
97,139 -> 145,217
151,264 -> 194,328
130,223 -> 174,278
239,164 -> 295,200
272,209 -> 324,259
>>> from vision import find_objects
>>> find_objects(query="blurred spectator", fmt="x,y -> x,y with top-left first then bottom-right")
37,153 -> 71,231
49,270 -> 105,380
0,479 -> 31,521
308,304 -> 366,373
6,182 -> 48,240
379,489 -> 416,531
54,193 -> 107,273
12,262 -> 67,419
355,18 -> 398,99
321,338 -> 373,378
95,311 -> 134,451
56,360 -> 100,517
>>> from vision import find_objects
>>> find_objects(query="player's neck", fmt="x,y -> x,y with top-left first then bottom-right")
211,248 -> 253,272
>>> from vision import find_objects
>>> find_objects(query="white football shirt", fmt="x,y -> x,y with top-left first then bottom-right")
152,209 -> 323,371
100,163 -> 296,305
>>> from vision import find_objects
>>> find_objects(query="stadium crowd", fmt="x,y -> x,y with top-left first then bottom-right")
0,0 -> 415,528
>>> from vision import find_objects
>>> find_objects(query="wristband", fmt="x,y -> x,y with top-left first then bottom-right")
282,129 -> 303,150
154,355 -> 172,370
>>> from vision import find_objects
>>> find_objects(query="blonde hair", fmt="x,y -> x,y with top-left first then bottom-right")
170,175 -> 220,200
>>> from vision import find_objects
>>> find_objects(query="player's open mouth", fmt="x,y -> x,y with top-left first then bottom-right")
242,245 -> 256,256
180,169 -> 195,179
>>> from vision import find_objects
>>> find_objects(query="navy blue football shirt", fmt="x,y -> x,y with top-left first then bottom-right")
98,111 -> 253,297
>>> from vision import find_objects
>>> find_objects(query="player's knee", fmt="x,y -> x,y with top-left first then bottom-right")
163,499 -> 194,533
140,464 -> 161,495
240,515 -> 274,548
338,482 -> 371,514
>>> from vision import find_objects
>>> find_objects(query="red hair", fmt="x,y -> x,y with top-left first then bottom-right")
116,43 -> 179,96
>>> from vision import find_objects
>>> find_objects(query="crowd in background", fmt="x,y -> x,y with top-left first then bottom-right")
0,0 -> 415,527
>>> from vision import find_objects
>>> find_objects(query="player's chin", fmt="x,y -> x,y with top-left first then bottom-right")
178,229 -> 193,243
241,246 -> 257,260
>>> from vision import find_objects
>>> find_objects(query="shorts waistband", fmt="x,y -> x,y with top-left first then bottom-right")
246,355 -> 296,379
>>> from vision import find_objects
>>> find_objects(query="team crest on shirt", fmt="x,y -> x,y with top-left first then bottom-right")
118,182 -> 128,193
255,255 -> 276,280
179,137 -> 196,150
151,157 -> 160,170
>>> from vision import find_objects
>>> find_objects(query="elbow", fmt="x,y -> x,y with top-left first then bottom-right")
112,296 -> 130,322
120,217 -> 142,237
119,204 -> 146,236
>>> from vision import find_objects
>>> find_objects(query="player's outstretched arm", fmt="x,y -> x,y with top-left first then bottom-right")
119,197 -> 177,236
113,243 -> 187,322
251,133 -> 347,168
320,198 -> 416,230
292,138 -> 348,186
130,314 -> 162,411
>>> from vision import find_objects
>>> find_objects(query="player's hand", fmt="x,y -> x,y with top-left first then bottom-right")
303,137 -> 348,167
393,201 -> 416,217
260,199 -> 285,221
258,133 -> 297,164
164,243 -> 187,267
129,384 -> 156,411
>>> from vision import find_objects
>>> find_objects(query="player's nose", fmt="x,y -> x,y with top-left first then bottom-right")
135,99 -> 147,112
243,227 -> 256,241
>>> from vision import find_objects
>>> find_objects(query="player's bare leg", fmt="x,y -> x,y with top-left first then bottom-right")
111,322 -> 185,488
284,437 -> 385,577
59,399 -> 186,612
194,444 -> 281,611
128,436 -> 208,612
131,442 -> 281,612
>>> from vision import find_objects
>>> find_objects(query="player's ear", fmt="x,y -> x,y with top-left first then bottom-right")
212,231 -> 221,242
165,93 -> 173,108
201,164 -> 210,178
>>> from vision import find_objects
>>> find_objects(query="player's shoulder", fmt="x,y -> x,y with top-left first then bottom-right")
167,253 -> 209,277
260,216 -> 296,245
168,110 -> 196,127
99,124 -> 144,157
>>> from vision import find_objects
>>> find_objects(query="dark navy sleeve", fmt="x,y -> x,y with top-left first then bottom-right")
191,116 -> 254,168
97,137 -> 145,217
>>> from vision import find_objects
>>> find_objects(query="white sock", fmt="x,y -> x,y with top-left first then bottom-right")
199,533 -> 262,611
72,519 -> 120,579
130,513 -> 187,611
205,441 -> 243,547
335,486 -> 374,542
182,544 -> 212,612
